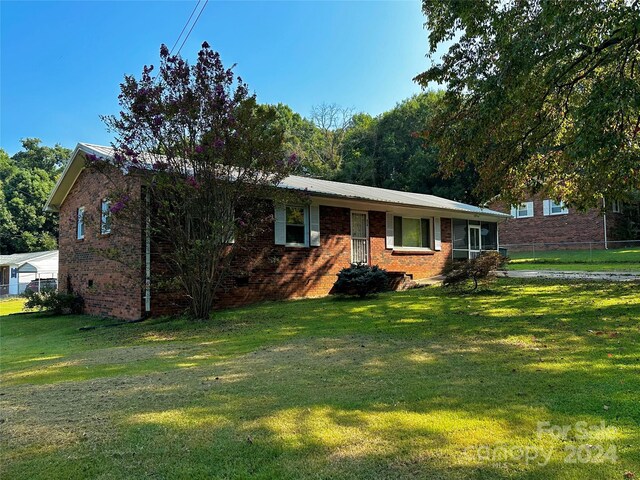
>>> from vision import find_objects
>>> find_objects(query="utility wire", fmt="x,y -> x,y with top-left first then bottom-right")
176,0 -> 209,56
169,0 -> 201,55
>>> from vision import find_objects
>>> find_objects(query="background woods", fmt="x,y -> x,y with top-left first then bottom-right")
0,139 -> 70,254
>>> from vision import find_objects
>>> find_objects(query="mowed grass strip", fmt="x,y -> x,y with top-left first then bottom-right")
0,298 -> 27,316
508,247 -> 640,272
1,279 -> 638,479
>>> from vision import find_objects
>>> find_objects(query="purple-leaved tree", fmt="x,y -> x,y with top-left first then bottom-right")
97,42 -> 300,319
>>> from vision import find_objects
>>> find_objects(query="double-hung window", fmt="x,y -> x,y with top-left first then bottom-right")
77,207 -> 85,240
511,202 -> 534,218
550,201 -> 567,215
285,206 -> 308,246
101,200 -> 111,234
274,204 -> 320,247
543,199 -> 568,216
393,216 -> 432,249
611,200 -> 622,213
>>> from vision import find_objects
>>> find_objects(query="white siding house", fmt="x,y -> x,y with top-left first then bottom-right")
0,250 -> 59,296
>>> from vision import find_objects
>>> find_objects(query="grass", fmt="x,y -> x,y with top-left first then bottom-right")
0,297 -> 26,316
508,247 -> 640,272
1,279 -> 639,479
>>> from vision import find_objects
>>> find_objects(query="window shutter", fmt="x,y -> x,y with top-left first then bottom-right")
385,212 -> 394,249
274,205 -> 286,245
510,206 -> 517,218
433,217 -> 442,251
526,201 -> 534,217
543,200 -> 550,216
309,204 -> 320,246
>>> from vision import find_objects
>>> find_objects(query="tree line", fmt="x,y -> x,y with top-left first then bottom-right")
0,139 -> 70,254
276,93 -> 478,204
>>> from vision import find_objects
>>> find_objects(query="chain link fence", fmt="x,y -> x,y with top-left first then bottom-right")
499,240 -> 640,270
501,239 -> 640,257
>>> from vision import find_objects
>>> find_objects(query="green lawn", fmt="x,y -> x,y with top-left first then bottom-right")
1,279 -> 639,479
0,298 -> 26,316
508,247 -> 640,272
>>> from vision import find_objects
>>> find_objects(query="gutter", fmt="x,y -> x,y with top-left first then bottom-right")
602,198 -> 608,249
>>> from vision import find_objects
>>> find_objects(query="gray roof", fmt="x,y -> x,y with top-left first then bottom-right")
0,250 -> 58,267
279,175 -> 507,217
77,143 -> 116,158
46,143 -> 509,219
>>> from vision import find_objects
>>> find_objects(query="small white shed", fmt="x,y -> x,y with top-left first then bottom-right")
0,250 -> 59,296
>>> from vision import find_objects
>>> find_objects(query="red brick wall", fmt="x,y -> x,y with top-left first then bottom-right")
150,206 -> 453,314
58,168 -> 143,320
369,211 -> 453,278
490,197 -> 607,250
60,169 -> 455,319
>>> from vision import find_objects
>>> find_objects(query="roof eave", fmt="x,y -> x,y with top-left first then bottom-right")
302,190 -> 511,220
44,143 -> 115,212
44,144 -> 84,212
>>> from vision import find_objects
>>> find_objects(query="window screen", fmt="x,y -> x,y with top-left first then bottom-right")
286,206 -> 306,245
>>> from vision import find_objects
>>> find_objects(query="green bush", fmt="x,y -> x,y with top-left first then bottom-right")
443,251 -> 508,291
333,264 -> 389,298
23,289 -> 84,315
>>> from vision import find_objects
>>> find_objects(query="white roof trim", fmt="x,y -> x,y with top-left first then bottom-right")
0,250 -> 58,267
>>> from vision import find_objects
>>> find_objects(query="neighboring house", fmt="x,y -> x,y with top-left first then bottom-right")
44,143 -> 509,320
0,250 -> 59,296
490,197 -> 629,250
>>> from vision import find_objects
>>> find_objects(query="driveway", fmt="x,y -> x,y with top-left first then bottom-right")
496,270 -> 640,282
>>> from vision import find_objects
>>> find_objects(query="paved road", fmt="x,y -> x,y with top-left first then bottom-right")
496,270 -> 640,282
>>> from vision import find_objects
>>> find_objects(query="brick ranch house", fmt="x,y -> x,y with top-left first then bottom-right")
489,197 -> 632,251
45,143 -> 509,320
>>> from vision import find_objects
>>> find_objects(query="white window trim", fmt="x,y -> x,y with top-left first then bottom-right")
285,205 -> 309,247
549,200 -> 568,215
393,215 -> 434,251
611,200 -> 621,213
101,200 -> 111,235
511,202 -> 534,219
543,199 -> 568,216
392,246 -> 435,253
77,206 -> 85,240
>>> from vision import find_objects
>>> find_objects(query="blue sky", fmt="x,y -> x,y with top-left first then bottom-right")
1,1 -> 438,155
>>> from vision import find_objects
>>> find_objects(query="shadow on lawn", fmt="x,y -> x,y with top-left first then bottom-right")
1,279 -> 639,479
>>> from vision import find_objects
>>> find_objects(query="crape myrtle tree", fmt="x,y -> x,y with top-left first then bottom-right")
415,0 -> 640,209
98,42 -> 300,319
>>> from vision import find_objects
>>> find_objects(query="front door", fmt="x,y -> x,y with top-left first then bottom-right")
0,267 -> 8,296
351,211 -> 369,264
469,224 -> 481,258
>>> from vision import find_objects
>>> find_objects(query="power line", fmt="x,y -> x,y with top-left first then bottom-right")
169,0 -> 201,55
176,0 -> 209,56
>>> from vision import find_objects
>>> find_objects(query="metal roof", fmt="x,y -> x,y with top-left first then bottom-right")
279,175 -> 508,217
45,143 -> 509,219
0,250 -> 58,267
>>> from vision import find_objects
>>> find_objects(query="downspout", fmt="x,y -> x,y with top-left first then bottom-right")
602,198 -> 608,250
145,192 -> 151,313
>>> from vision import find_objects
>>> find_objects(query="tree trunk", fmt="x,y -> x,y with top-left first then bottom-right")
186,277 -> 215,320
